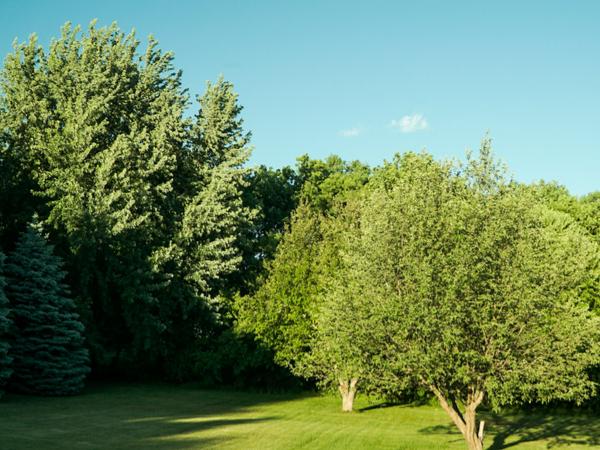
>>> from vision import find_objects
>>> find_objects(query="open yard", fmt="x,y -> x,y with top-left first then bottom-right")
0,383 -> 598,449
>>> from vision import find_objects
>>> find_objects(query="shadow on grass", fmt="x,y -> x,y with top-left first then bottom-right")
486,410 -> 600,449
0,382 -> 293,449
419,409 -> 600,449
358,402 -> 399,412
358,395 -> 432,413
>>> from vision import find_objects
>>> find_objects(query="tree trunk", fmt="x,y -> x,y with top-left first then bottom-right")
464,406 -> 484,450
428,384 -> 485,450
338,378 -> 358,412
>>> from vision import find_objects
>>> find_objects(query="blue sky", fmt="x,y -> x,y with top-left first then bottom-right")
1,0 -> 598,195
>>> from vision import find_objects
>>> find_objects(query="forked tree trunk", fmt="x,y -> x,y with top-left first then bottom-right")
429,384 -> 485,450
339,378 -> 358,412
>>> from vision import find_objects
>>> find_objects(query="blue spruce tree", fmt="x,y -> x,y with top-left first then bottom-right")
0,252 -> 12,396
6,224 -> 89,395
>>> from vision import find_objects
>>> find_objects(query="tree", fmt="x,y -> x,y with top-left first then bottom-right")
353,145 -> 600,450
530,182 -> 600,314
0,22 -> 187,371
237,203 -> 324,369
0,23 -> 255,376
294,200 -> 375,412
236,156 -> 372,410
295,155 -> 370,213
0,252 -> 12,397
6,224 -> 89,395
148,76 -> 256,379
579,192 -> 600,243
233,155 -> 370,297
178,75 -> 255,303
238,203 -> 369,410
234,165 -> 300,295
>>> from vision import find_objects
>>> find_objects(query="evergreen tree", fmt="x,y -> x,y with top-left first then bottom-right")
6,224 -> 89,395
0,252 -> 12,396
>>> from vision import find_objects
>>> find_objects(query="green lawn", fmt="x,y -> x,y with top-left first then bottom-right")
0,383 -> 598,449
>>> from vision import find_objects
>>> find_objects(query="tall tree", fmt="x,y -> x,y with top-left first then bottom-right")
237,202 -> 324,369
180,76 -> 254,302
0,23 -> 254,375
236,156 -> 371,406
352,145 -> 600,450
294,199 -> 375,411
150,76 -> 255,376
0,22 -> 188,371
0,252 -> 12,397
6,224 -> 89,395
234,165 -> 300,295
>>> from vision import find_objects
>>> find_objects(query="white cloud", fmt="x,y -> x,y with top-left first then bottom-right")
390,114 -> 428,133
339,127 -> 362,137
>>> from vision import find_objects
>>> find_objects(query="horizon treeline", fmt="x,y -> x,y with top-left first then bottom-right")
0,23 -> 598,439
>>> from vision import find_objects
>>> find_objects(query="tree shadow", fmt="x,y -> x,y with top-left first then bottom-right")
358,394 -> 432,413
419,408 -> 600,449
358,401 -> 399,412
486,409 -> 600,449
0,382 -> 297,449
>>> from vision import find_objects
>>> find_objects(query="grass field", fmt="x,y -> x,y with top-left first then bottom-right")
0,383 -> 598,449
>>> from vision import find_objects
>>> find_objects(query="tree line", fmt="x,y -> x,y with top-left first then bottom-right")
238,144 -> 600,449
0,22 -> 598,450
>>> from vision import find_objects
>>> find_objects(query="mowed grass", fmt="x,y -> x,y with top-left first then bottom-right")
0,383 -> 598,449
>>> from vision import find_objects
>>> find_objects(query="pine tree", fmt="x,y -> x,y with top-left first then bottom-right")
0,252 -> 12,396
6,224 -> 89,395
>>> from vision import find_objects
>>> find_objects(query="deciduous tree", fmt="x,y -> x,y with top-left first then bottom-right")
355,144 -> 600,449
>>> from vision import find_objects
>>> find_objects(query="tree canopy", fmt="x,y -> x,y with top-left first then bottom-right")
0,23 -> 258,375
343,144 -> 600,449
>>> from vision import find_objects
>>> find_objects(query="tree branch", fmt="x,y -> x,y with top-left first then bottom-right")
427,383 -> 466,436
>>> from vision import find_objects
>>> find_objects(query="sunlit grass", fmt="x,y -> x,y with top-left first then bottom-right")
0,383 -> 597,449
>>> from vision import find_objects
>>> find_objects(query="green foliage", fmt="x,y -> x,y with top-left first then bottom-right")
0,21 -> 188,370
148,77 -> 254,377
579,192 -> 600,242
165,329 -> 300,390
234,165 -> 300,294
234,156 -> 369,297
6,224 -> 89,395
236,155 -> 371,381
296,154 -> 370,212
176,76 -> 255,301
0,23 -> 253,375
153,76 -> 252,303
294,198 -> 378,400
1,21 -> 599,411
237,203 -> 324,369
341,144 -> 600,447
0,252 -> 12,396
